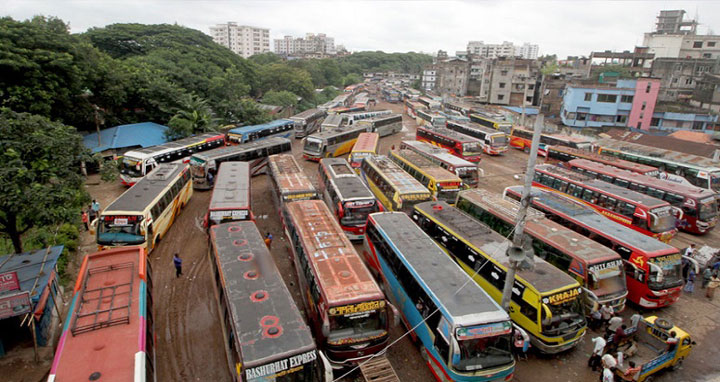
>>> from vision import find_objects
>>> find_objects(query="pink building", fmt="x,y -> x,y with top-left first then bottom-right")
627,78 -> 660,130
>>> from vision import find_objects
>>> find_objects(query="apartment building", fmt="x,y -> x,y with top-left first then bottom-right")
466,41 -> 539,59
651,58 -> 720,102
210,22 -> 270,58
435,58 -> 469,96
274,33 -> 336,56
643,10 -> 720,59
422,66 -> 437,91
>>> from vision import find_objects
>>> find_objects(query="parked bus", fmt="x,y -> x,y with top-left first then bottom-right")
545,146 -> 660,176
344,110 -> 392,125
267,154 -> 318,210
400,140 -> 480,187
446,120 -> 509,155
468,114 -> 512,134
411,201 -> 587,354
443,100 -> 474,116
389,149 -> 463,205
303,125 -> 366,161
120,132 -> 225,186
416,109 -> 447,128
356,114 -> 403,137
227,119 -> 295,144
204,162 -> 252,228
321,114 -> 344,131
281,200 -> 397,369
209,221 -> 331,381
48,246 -> 155,382
96,163 -> 192,253
291,108 -> 327,138
418,96 -> 441,110
190,137 -> 291,189
318,158 -> 381,241
442,110 -> 471,123
359,155 -> 432,213
567,158 -> 719,234
509,126 -> 592,157
363,212 -> 516,381
416,125 -> 483,162
456,189 -> 628,313
348,132 -> 379,170
595,138 -> 720,193
329,105 -> 366,114
504,186 -> 683,309
404,100 -> 425,119
533,164 -> 678,243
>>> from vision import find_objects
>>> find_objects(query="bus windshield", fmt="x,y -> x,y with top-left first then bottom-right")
340,202 -> 377,226
699,197 -> 718,221
491,135 -> 508,147
542,297 -> 585,337
97,216 -> 144,245
437,187 -> 460,204
589,260 -> 626,297
648,206 -> 675,233
462,142 -> 482,156
648,254 -> 683,291
328,309 -> 387,345
304,138 -> 323,154
452,334 -> 513,372
121,157 -> 144,178
711,172 -> 720,192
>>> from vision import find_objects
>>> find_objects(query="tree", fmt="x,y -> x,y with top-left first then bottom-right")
0,109 -> 89,253
342,73 -> 363,87
166,94 -> 219,139
262,90 -> 299,107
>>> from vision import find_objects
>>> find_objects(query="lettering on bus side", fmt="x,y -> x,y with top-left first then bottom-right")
588,260 -> 623,275
542,288 -> 582,305
244,350 -> 317,379
329,300 -> 385,316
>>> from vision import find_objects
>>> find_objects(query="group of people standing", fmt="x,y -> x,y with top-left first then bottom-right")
588,303 -> 644,382
80,199 -> 101,231
682,244 -> 720,300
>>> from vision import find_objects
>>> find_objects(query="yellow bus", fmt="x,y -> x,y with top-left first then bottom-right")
411,201 -> 587,354
359,155 -> 432,214
96,163 -> 193,253
388,149 -> 463,205
302,125 -> 366,161
349,132 -> 379,170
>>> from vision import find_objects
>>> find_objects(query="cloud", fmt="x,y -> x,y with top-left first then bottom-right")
4,0 -> 720,57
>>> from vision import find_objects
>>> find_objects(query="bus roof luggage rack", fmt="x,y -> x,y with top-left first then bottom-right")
71,262 -> 134,336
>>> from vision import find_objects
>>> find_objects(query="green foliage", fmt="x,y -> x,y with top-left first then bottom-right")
257,63 -> 315,101
315,87 -> 341,105
262,90 -> 299,107
336,51 -> 432,75
97,154 -> 120,182
541,62 -> 560,76
0,109 -> 90,253
342,73 -> 363,87
412,79 -> 422,90
166,94 -> 220,139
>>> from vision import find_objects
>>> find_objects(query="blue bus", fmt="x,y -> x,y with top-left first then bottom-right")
362,212 -> 516,382
227,119 -> 295,144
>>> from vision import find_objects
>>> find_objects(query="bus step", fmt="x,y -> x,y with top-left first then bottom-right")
359,355 -> 400,382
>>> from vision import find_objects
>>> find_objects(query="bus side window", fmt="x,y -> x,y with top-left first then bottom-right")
620,202 -> 636,217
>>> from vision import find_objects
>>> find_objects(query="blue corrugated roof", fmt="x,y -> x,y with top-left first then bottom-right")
83,122 -> 169,153
0,246 -> 63,304
502,106 -> 539,115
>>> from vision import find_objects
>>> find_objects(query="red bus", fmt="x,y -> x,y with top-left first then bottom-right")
348,132 -> 379,170
533,164 -> 678,242
416,125 -> 482,162
204,162 -> 252,228
281,200 -> 397,369
567,158 -> 719,234
318,158 -> 381,241
545,146 -> 659,176
49,246 -> 155,382
509,126 -> 592,157
504,186 -> 683,309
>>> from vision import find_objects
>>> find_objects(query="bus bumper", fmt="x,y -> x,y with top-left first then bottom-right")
530,329 -> 585,354
302,154 -> 322,162
344,226 -> 365,241
638,288 -> 681,308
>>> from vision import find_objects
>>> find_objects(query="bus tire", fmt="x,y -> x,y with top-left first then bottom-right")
655,318 -> 673,330
523,146 -> 530,153
671,358 -> 683,371
644,376 -> 655,382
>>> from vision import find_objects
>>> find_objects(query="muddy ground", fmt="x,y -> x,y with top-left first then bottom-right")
5,99 -> 720,382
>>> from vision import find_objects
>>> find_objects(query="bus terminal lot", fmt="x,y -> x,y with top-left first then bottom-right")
80,100 -> 720,382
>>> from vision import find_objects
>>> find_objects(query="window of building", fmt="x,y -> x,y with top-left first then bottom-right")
639,113 -> 644,120
584,93 -> 592,101
693,41 -> 703,48
672,77 -> 678,84
577,112 -> 587,121
685,78 -> 693,85
498,94 -> 505,100
693,121 -> 704,130
501,70 -> 508,76
703,53 -> 712,58
526,96 -> 533,102
641,101 -> 646,110
597,94 -> 617,103
646,83 -> 652,93
637,122 -> 642,129
651,117 -> 661,126
620,95 -> 634,103
499,82 -> 506,88
616,115 -> 627,123
709,42 -> 717,47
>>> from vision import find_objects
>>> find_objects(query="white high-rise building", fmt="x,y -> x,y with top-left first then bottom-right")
466,41 -> 539,59
273,33 -> 337,56
210,22 -> 270,58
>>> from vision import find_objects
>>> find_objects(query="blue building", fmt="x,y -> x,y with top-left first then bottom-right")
649,104 -> 719,132
83,122 -> 169,157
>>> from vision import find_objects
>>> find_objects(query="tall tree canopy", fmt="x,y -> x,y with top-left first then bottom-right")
0,109 -> 89,253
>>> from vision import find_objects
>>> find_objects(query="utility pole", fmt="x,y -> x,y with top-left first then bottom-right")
500,114 -> 544,311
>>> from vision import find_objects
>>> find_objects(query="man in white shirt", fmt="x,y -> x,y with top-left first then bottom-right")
588,336 -> 606,371
602,367 -> 615,382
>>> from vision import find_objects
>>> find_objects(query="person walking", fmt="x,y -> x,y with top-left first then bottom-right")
81,210 -> 89,231
684,269 -> 696,293
264,232 -> 273,249
588,336 -> 606,371
600,304 -> 614,327
91,199 -> 101,214
707,273 -> 720,300
684,243 -> 696,258
703,267 -> 713,289
173,253 -> 183,278
88,204 -> 97,223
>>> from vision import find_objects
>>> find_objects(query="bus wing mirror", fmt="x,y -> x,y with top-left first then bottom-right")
321,316 -> 330,338
541,304 -> 553,326
318,351 -> 333,382
388,303 -> 400,327
450,335 -> 461,365
89,219 -> 98,235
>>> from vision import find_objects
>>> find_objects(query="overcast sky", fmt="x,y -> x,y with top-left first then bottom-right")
5,1 -> 720,58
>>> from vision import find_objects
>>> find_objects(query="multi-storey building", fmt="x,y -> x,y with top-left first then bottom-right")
487,57 -> 539,106
422,66 -> 437,91
643,10 -> 720,60
274,33 -> 337,56
466,41 -> 539,59
651,58 -> 720,102
435,58 -> 469,96
209,22 -> 270,58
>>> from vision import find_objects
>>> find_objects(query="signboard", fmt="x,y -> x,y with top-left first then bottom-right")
652,254 -> 682,270
244,349 -> 317,380
0,291 -> 32,319
589,259 -> 623,276
210,210 -> 249,220
456,321 -> 512,340
328,300 -> 385,316
0,272 -> 20,293
543,287 -> 582,306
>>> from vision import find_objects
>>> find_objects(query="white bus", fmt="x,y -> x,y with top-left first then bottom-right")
356,114 -> 403,137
